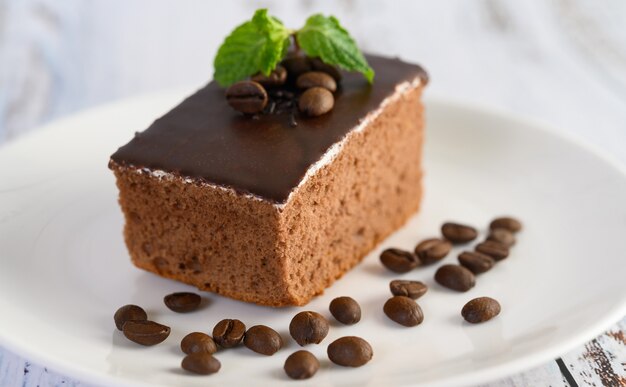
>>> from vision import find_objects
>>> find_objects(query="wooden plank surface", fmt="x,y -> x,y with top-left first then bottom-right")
0,0 -> 625,386
562,319 -> 626,386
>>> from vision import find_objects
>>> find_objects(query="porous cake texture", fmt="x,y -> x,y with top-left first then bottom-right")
109,55 -> 427,306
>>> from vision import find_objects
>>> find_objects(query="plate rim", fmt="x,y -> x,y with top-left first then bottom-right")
0,91 -> 625,387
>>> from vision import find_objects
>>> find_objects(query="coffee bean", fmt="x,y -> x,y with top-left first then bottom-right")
243,325 -> 283,355
181,352 -> 221,375
310,58 -> 342,81
487,228 -> 516,247
329,297 -> 361,325
298,87 -> 334,116
458,251 -> 495,274
380,248 -> 420,273
284,350 -> 319,380
490,217 -> 522,233
462,297 -> 501,323
389,280 -> 428,299
475,240 -> 509,261
251,65 -> 287,86
289,311 -> 329,346
441,222 -> 478,243
122,320 -> 170,346
212,319 -> 246,348
180,332 -> 217,355
383,296 -> 424,327
281,56 -> 313,79
225,81 -> 268,114
434,264 -> 476,292
414,238 -> 451,264
163,292 -> 201,313
327,336 -> 373,367
114,304 -> 147,330
296,71 -> 337,92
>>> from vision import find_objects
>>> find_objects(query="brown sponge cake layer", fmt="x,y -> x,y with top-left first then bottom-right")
279,83 -> 424,304
111,164 -> 287,304
110,82 -> 424,306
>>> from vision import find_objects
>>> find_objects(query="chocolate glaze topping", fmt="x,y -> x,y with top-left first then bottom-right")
110,55 -> 427,203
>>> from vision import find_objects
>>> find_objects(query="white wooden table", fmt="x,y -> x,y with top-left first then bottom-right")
0,1 -> 624,385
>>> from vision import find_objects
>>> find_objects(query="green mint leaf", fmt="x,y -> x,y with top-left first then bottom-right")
296,14 -> 374,83
213,9 -> 291,87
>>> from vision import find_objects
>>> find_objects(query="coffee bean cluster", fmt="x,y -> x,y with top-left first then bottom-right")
285,302 -> 372,376
180,331 -> 221,375
180,319 -> 284,375
113,292 -> 204,347
450,216 -> 522,280
113,292 -> 373,380
225,54 -> 342,118
379,216 -> 522,325
113,304 -> 170,346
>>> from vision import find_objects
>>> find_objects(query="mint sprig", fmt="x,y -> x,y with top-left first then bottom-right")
296,15 -> 374,83
213,9 -> 291,87
213,10 -> 374,87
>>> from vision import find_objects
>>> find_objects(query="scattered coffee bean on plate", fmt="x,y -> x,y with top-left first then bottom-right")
327,336 -> 373,367
251,65 -> 287,86
225,81 -> 268,114
380,248 -> 420,273
489,217 -> 522,233
289,311 -> 329,346
296,71 -> 337,92
298,87 -> 334,116
180,332 -> 217,355
164,292 -> 202,313
434,264 -> 476,292
414,238 -> 451,264
122,320 -> 171,346
284,350 -> 320,380
243,325 -> 283,355
475,240 -> 509,261
383,296 -> 424,327
329,296 -> 361,325
462,297 -> 501,323
441,222 -> 478,243
389,280 -> 428,299
181,352 -> 221,375
212,319 -> 246,348
458,251 -> 495,274
487,228 -> 516,247
114,304 -> 147,330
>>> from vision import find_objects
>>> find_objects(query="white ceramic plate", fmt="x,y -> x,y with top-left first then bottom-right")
1,91 -> 625,387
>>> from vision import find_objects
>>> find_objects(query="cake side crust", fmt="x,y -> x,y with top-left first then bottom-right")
279,82 -> 425,305
110,163 -> 302,306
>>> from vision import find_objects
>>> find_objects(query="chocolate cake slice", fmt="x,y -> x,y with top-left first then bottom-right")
109,55 -> 427,306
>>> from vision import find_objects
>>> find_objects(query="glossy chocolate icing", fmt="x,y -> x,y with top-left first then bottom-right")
110,55 -> 427,203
